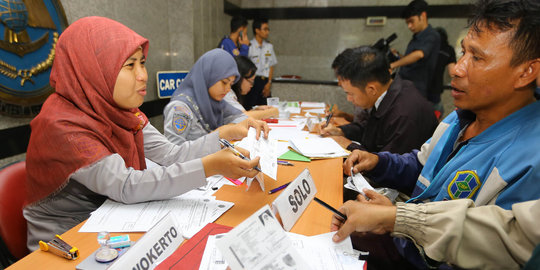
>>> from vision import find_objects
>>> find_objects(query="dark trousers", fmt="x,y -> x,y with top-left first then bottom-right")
243,76 -> 269,110
351,233 -> 418,270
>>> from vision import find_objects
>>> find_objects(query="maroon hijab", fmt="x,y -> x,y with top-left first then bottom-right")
25,16 -> 149,205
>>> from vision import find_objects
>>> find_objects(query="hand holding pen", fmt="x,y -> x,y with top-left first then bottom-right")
219,139 -> 262,173
201,143 -> 260,179
323,104 -> 335,129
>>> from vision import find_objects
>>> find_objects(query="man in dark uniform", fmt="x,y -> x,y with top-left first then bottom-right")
390,0 -> 440,99
321,46 -> 438,156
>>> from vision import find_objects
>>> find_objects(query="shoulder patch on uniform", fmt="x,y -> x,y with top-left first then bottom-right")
172,107 -> 191,134
173,114 -> 189,134
448,170 -> 482,199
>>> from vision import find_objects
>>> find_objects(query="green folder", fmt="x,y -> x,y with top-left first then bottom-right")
278,150 -> 311,162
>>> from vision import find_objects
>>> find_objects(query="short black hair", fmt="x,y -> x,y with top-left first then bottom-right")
252,18 -> 268,35
232,56 -> 257,97
469,0 -> 540,67
332,46 -> 391,90
230,16 -> 248,33
401,0 -> 428,19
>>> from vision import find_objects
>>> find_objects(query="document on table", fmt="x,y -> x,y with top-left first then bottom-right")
200,224 -> 364,270
215,205 -> 309,270
198,235 -> 228,270
80,194 -> 233,238
304,108 -> 326,114
289,137 -> 349,158
287,232 -> 365,270
280,101 -> 302,114
300,101 -> 326,108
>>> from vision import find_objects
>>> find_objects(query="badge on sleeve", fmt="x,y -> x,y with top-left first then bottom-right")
172,106 -> 191,134
447,170 -> 481,199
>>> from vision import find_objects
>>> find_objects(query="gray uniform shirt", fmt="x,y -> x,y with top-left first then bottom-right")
23,123 -> 220,251
163,99 -> 247,145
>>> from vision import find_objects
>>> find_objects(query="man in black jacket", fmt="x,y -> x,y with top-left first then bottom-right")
321,46 -> 438,155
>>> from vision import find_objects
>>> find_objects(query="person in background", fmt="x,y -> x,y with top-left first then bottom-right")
24,17 -> 262,251
331,190 -> 540,269
245,18 -> 277,110
224,56 -> 279,119
343,0 -> 540,268
163,49 -> 268,145
390,0 -> 441,99
429,27 -> 457,117
320,46 -> 438,155
218,16 -> 250,57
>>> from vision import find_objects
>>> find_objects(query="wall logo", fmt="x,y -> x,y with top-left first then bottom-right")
0,0 -> 67,117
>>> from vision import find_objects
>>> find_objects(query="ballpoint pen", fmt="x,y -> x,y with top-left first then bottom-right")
322,104 -> 334,129
219,139 -> 262,173
268,181 -> 291,194
277,160 -> 294,166
322,112 -> 333,129
313,197 -> 347,221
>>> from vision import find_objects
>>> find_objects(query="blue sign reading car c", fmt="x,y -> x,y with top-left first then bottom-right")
0,0 -> 68,117
156,71 -> 189,99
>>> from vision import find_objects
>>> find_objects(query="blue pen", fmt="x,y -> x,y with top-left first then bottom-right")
277,160 -> 294,166
268,181 -> 291,194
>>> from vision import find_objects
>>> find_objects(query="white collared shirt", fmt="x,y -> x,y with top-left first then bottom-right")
248,38 -> 277,77
368,90 -> 388,114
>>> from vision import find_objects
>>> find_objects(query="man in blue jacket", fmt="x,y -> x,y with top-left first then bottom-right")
343,0 -> 540,268
218,16 -> 250,57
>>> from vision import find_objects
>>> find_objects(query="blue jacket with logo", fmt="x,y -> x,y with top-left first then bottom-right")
369,100 -> 540,209
218,36 -> 249,57
367,101 -> 540,268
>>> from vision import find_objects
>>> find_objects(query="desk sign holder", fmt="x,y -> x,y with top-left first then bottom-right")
156,71 -> 189,98
272,168 -> 317,231
107,212 -> 183,270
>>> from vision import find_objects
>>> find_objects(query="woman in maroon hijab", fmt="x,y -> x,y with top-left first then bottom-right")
23,16 -> 262,251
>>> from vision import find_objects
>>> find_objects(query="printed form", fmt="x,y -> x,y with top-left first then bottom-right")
200,206 -> 365,270
79,192 -> 233,239
215,205 -> 309,270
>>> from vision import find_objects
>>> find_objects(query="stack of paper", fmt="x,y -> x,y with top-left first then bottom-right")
289,137 -> 349,158
79,192 -> 233,239
300,101 -> 326,108
199,205 -> 365,270
279,101 -> 301,114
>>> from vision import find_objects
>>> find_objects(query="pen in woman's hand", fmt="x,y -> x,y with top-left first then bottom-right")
219,139 -> 262,172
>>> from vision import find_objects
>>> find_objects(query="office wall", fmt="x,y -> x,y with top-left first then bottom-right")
0,0 -> 229,167
1,0 -> 468,167
235,0 -> 470,80
269,17 -> 468,80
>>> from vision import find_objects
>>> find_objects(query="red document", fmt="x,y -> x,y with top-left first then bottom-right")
155,223 -> 232,270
